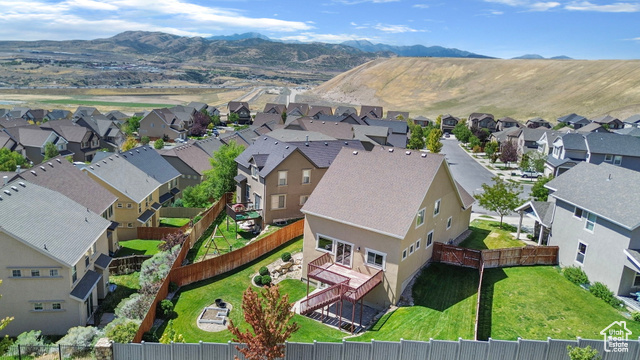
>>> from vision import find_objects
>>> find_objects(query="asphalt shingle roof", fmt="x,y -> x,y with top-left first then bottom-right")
585,132 -> 640,156
0,180 -> 110,267
158,143 -> 212,176
559,133 -> 587,151
546,162 -> 640,230
70,270 -> 102,301
302,148 -> 463,239
119,146 -> 181,184
364,119 -> 409,134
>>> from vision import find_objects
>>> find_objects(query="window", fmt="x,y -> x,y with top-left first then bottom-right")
33,303 -> 43,311
634,273 -> 640,287
416,239 -> 421,249
126,203 -> 132,209
251,165 -> 258,178
52,303 -> 62,310
92,243 -> 97,255
447,216 -> 452,230
573,207 -> 583,219
85,255 -> 90,267
138,203 -> 142,213
117,203 -> 123,208
402,248 -> 408,260
31,269 -> 40,277
576,242 -> 587,264
302,169 -> 311,184
300,195 -> 309,206
278,171 -> 288,186
245,184 -> 251,202
604,154 -> 613,162
434,199 -> 441,216
271,194 -> 286,210
12,269 -> 21,277
50,269 -> 59,277
614,155 -> 622,166
72,265 -> 77,283
317,236 -> 334,252
127,223 -> 133,228
585,212 -> 596,232
366,249 -> 386,269
416,208 -> 425,227
427,231 -> 434,247
409,245 -> 414,254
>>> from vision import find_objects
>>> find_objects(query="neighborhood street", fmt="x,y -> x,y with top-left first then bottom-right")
441,137 -> 532,215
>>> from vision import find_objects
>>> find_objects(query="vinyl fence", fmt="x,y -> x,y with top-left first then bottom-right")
112,338 -> 640,360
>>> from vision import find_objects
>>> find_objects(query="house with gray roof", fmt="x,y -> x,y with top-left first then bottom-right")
468,113 -> 496,132
557,113 -> 591,129
138,108 -> 188,141
40,120 -> 101,162
440,114 -> 459,134
234,135 -> 364,225
74,114 -> 125,151
623,114 -> 640,128
3,125 -> 72,165
157,143 -> 212,193
515,200 -> 554,246
363,119 -> 408,148
263,103 -> 287,115
542,162 -> 640,297
194,136 -> 224,156
285,117 -> 354,140
0,180 -> 112,336
525,117 -> 551,129
227,101 -> 251,124
386,111 -> 410,121
360,105 -> 383,120
253,113 -> 283,128
575,121 -> 608,133
104,110 -> 129,122
495,117 -> 520,132
593,115 -> 624,130
335,106 -> 357,116
308,105 -> 333,118
300,148 -> 473,311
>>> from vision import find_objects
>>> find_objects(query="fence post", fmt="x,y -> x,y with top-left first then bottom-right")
313,340 -> 317,360
141,341 -> 146,360
58,343 -> 62,360
18,344 -> 21,360
199,341 -> 203,360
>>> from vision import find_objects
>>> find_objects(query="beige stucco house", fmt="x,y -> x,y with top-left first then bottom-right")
138,109 -> 188,140
0,180 -> 112,336
300,148 -> 474,315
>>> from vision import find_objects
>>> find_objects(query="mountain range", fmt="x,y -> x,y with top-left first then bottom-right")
512,54 -> 573,60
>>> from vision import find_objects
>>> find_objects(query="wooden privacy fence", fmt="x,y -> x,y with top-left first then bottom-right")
432,243 -> 558,269
109,255 -> 152,275
137,226 -> 187,240
432,243 -> 482,268
170,219 -> 304,287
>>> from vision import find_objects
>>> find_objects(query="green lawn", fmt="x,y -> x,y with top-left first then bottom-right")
160,217 -> 191,228
168,236 -> 345,343
40,99 -> 173,107
459,220 -> 527,250
98,272 -> 141,317
353,263 -> 478,342
484,266 -> 640,340
115,240 -> 162,257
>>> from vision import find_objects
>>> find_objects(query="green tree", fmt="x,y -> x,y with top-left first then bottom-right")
0,280 -> 13,332
469,135 -> 481,149
0,148 -> 27,171
159,320 -> 184,344
474,176 -> 523,228
529,151 -> 547,173
211,115 -> 221,126
435,114 -> 442,128
181,185 -> 210,208
567,346 -> 601,360
124,116 -> 142,135
281,111 -> 287,123
531,175 -> 554,201
204,141 -> 245,200
121,136 -> 138,151
154,139 -> 165,150
105,320 -> 139,343
426,128 -> 443,153
520,152 -> 531,170
452,122 -> 473,144
407,125 -> 425,150
484,141 -> 499,161
228,112 -> 239,124
141,136 -> 150,145
228,285 -> 299,360
43,141 -> 59,160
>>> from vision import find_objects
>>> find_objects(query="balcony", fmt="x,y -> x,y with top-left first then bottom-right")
226,202 -> 262,222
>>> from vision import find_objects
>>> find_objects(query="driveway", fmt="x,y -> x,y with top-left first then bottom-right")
441,137 -> 532,215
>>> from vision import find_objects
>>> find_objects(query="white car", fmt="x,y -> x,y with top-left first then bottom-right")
521,170 -> 543,178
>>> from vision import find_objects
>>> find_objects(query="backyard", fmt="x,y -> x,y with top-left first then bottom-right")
459,219 -> 527,250
159,217 -> 190,228
115,239 -> 162,257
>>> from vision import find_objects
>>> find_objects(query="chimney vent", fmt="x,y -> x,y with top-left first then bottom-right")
421,153 -> 427,158
18,182 -> 25,187
40,166 -> 45,171
2,176 -> 7,186
11,186 -> 18,191
56,158 -> 61,163
48,162 -> 53,167
389,148 -> 394,153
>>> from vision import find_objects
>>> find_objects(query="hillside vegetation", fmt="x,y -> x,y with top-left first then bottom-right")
304,57 -> 640,120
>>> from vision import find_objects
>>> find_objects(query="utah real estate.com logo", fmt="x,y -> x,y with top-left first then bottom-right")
601,321 -> 632,353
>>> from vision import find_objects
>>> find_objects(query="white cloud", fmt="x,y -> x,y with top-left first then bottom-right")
491,10 -> 505,14
65,0 -> 119,11
529,2 -> 561,11
373,23 -> 426,33
277,32 -> 371,43
565,1 -> 640,12
350,22 -> 358,26
484,0 -> 560,10
413,4 -> 430,8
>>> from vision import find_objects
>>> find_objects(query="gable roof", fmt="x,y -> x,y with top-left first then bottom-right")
264,129 -> 337,142
105,110 -> 129,121
308,105 -> 333,117
335,106 -> 357,116
287,118 -> 354,140
117,145 -> 181,184
576,122 -> 607,133
157,143 -> 212,175
364,119 -> 409,134
187,102 -> 208,112
386,111 -> 410,121
585,132 -> 640,156
360,105 -> 383,119
194,136 -> 224,156
289,140 -> 364,168
5,125 -> 64,148
623,114 -> 640,125
497,116 -> 519,124
228,101 -> 250,112
41,120 -> 94,143
558,133 -> 587,151
592,114 -> 621,125
18,156 -> 117,215
469,112 -> 495,121
286,103 -> 309,116
253,113 -> 283,128
615,127 -> 640,137
546,162 -> 640,230
0,180 -> 110,267
263,103 -> 287,114
557,113 -> 588,124
302,148 -> 466,239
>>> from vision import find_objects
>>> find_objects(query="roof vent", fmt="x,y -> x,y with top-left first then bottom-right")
264,137 -> 267,140
39,166 -> 45,171
109,157 -> 113,161
389,148 -> 394,152
30,170 -> 37,175
322,121 -> 325,124
48,162 -> 53,167
324,142 -> 328,146
11,186 -> 18,191
607,174 -> 612,181
285,146 -> 289,149
129,152 -> 133,155
136,149 -> 139,153
353,151 -> 358,155
89,166 -> 94,170
421,153 -> 427,158
56,158 -> 61,163
3,190 -> 10,195
335,123 -> 338,125
275,141 -> 278,145
18,182 -> 25,187
115,154 -> 119,158
305,143 -> 309,147
344,142 -> 348,145
310,120 -> 313,123
405,151 -> 411,155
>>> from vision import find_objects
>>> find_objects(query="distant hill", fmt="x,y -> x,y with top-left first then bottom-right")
207,32 -> 271,41
341,40 -> 492,58
513,54 -> 573,60
301,57 -> 640,121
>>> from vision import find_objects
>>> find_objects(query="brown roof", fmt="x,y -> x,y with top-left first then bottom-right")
253,113 -> 283,127
18,156 -> 117,214
288,118 -> 354,140
286,103 -> 310,115
157,143 -> 212,175
41,120 -> 93,143
360,105 -> 383,119
263,103 -> 286,114
302,148 -> 466,239
228,101 -> 250,112
308,105 -> 334,117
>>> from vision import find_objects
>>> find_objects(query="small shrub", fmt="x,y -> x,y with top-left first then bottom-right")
563,266 -> 589,285
15,330 -> 45,353
253,275 -> 262,286
589,282 -> 622,307
259,266 -> 269,276
472,145 -> 482,154
139,245 -> 180,291
157,300 -> 174,319
632,312 -> 640,322
567,345 -> 601,360
142,331 -> 158,342
261,275 -> 272,286
105,319 -> 140,343
154,139 -> 165,149
172,198 -> 184,207
193,215 -> 203,223
57,326 -> 100,348
159,320 -> 184,344
0,336 -> 13,356
281,252 -> 292,262
141,136 -> 150,145
168,281 -> 178,293
158,231 -> 187,252
115,293 -> 154,320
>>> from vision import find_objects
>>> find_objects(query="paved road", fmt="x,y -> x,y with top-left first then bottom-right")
441,137 -> 532,215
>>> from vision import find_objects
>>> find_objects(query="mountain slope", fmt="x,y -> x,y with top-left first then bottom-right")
341,40 -> 492,58
303,57 -> 640,120
207,32 -> 271,41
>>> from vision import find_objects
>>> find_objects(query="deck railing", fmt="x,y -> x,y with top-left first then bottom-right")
344,269 -> 383,302
300,283 -> 346,315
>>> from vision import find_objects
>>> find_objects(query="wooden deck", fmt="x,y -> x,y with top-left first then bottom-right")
316,263 -> 373,288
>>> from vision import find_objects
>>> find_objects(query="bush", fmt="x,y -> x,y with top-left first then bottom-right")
281,252 -> 292,262
154,139 -> 165,149
172,198 -> 184,207
141,136 -> 150,145
563,266 -> 589,285
632,312 -> 640,322
15,330 -> 45,353
105,319 -> 140,343
472,145 -> 482,154
253,275 -> 262,286
158,231 -> 187,252
194,215 -> 203,223
157,299 -> 174,319
589,282 -> 622,307
139,246 -> 180,291
259,266 -> 269,276
142,331 -> 158,342
261,275 -> 272,286
567,345 -> 601,360
57,326 -> 100,348
115,293 -> 154,320
169,281 -> 178,293
0,336 -> 13,356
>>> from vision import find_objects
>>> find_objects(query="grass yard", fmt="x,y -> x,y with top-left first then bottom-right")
97,272 -> 141,317
115,239 -> 162,257
459,220 -> 526,250
353,263 -> 478,342
40,99 -> 173,108
159,217 -> 191,228
483,266 -> 640,340
167,236 -> 345,343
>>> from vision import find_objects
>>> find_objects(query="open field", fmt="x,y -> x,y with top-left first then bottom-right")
302,57 -> 640,121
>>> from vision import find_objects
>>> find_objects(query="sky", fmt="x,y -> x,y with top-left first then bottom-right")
0,0 -> 639,59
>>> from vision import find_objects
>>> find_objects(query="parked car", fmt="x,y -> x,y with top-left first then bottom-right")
521,170 -> 543,178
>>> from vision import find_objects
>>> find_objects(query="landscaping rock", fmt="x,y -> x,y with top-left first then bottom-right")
282,262 -> 293,270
